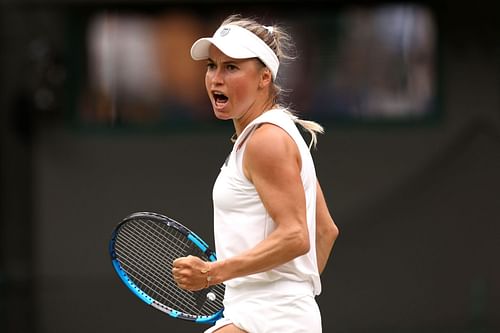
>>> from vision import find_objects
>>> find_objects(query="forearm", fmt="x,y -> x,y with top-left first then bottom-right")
315,180 -> 339,274
209,224 -> 309,285
316,222 -> 338,273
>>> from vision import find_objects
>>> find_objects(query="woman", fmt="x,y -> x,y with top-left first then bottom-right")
172,14 -> 339,333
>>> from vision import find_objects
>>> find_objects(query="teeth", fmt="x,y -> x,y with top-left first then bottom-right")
213,91 -> 228,106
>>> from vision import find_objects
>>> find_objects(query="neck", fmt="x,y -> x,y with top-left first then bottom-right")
233,99 -> 277,136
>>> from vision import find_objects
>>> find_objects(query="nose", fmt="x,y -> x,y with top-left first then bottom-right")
208,67 -> 224,86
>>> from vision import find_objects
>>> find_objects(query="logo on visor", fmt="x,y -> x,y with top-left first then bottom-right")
220,27 -> 231,37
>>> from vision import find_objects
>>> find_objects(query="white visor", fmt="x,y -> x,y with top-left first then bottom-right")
190,24 -> 279,80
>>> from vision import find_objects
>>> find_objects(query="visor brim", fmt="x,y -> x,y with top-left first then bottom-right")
191,37 -> 258,61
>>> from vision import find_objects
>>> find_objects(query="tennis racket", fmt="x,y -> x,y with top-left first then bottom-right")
109,211 -> 224,323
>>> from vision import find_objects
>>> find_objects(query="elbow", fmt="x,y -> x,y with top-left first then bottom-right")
290,227 -> 310,257
279,224 -> 310,258
328,222 -> 339,247
296,237 -> 310,257
331,222 -> 339,241
319,217 -> 339,245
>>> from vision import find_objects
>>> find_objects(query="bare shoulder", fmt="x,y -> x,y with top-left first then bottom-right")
243,123 -> 301,181
247,123 -> 297,160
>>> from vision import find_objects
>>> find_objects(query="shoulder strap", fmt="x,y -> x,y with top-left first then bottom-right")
233,109 -> 289,151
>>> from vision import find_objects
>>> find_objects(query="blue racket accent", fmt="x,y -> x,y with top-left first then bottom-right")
188,233 -> 208,252
188,232 -> 218,262
112,259 -> 153,305
195,309 -> 224,323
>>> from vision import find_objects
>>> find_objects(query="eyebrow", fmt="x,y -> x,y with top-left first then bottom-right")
207,57 -> 244,65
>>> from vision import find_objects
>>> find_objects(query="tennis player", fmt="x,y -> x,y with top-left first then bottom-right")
172,14 -> 339,333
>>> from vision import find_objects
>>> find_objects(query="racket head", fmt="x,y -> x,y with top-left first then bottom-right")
109,212 -> 224,323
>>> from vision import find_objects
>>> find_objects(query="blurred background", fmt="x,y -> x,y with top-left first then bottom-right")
1,0 -> 499,332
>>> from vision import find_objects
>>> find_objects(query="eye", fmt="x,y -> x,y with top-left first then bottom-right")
226,64 -> 238,71
206,62 -> 216,71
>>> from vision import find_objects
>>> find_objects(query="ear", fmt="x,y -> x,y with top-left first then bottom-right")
259,68 -> 273,89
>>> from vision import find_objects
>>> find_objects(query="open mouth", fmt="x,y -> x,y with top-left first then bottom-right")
213,91 -> 228,108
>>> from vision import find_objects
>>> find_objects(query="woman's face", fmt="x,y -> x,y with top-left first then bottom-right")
205,45 -> 269,123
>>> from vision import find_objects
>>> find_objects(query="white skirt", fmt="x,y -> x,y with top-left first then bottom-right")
204,279 -> 322,333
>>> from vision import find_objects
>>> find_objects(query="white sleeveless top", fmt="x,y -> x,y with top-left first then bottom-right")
212,109 -> 321,295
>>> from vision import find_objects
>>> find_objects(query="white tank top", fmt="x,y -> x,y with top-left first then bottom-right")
212,109 -> 321,295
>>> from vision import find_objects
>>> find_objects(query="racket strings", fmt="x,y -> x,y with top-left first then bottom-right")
141,220 -> 225,311
142,220 -> 225,313
114,218 -> 224,316
116,220 -> 198,312
116,229 -> 178,301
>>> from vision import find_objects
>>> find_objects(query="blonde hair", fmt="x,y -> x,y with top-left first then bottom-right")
220,14 -> 324,149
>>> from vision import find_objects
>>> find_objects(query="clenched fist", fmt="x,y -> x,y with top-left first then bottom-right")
172,255 -> 211,291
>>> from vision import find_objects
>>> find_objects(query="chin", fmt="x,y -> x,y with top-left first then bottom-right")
214,113 -> 232,121
213,108 -> 232,120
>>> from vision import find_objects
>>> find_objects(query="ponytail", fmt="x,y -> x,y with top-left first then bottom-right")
283,110 -> 324,149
